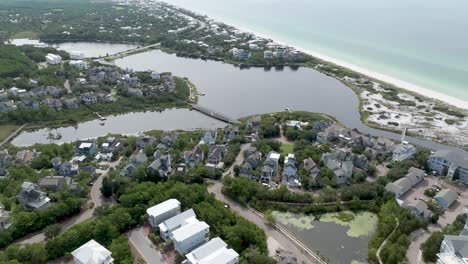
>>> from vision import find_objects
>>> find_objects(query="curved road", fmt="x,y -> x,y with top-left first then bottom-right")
16,159 -> 120,245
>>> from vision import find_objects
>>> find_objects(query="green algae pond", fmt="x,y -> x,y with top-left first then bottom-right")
273,211 -> 378,264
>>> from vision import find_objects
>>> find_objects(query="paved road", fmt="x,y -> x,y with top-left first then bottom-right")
16,159 -> 120,244
127,227 -> 164,264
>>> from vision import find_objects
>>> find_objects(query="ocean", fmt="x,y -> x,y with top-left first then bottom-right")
164,0 -> 468,103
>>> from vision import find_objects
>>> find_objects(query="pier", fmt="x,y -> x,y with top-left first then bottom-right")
191,104 -> 240,124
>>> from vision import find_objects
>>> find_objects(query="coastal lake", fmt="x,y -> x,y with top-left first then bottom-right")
12,47 -> 468,157
7,39 -> 138,58
273,211 -> 378,264
11,109 -> 225,146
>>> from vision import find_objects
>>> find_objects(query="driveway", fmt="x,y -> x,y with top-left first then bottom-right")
126,227 -> 164,264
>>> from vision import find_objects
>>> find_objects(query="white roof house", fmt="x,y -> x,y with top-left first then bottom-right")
158,208 -> 197,240
185,237 -> 239,264
71,239 -> 114,264
45,53 -> 62,65
269,152 -> 281,162
147,199 -> 181,228
173,220 -> 210,254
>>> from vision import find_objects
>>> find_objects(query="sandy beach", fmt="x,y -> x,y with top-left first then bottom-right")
232,25 -> 468,110
180,7 -> 468,110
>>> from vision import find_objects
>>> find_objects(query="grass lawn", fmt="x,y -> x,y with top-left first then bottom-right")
0,125 -> 20,143
280,143 -> 294,155
11,31 -> 38,39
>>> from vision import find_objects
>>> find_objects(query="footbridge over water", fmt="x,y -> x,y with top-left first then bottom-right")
191,104 -> 240,124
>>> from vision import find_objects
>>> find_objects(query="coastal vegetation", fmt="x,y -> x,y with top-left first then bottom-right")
0,181 -> 272,264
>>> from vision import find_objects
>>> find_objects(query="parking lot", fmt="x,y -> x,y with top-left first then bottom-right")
400,175 -> 467,227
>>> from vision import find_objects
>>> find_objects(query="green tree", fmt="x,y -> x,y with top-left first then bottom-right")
44,224 -> 61,240
101,177 -> 113,198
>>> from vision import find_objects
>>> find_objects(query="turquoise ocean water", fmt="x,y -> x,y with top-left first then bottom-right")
164,0 -> 468,101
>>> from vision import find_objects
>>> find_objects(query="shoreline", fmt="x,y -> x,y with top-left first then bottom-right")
167,3 -> 468,110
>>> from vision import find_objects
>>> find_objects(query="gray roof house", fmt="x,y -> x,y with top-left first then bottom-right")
207,145 -> 226,165
392,143 -> 417,162
429,150 -> 468,184
0,204 -> 11,230
184,145 -> 205,168
18,182 -> 50,210
435,189 -> 458,209
200,130 -> 217,145
160,131 -> 178,147
246,116 -> 262,132
240,163 -> 256,180
38,176 -> 75,192
321,153 -> 354,185
223,125 -> 239,143
403,200 -> 432,220
58,161 -> 79,176
385,167 -> 425,197
437,235 -> 468,264
147,154 -> 172,177
135,135 -> 156,149
282,154 -> 299,187
63,97 -> 80,109
0,150 -> 11,168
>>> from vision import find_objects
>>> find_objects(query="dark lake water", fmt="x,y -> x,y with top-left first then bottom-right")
11,47 -> 468,158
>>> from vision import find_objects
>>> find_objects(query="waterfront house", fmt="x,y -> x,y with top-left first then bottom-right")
158,209 -> 197,241
102,137 -> 124,153
45,53 -> 62,65
147,199 -> 181,228
45,98 -> 63,110
184,145 -> 205,168
63,97 -> 80,109
160,131 -> 178,147
313,120 -> 334,132
435,189 -> 458,209
96,92 -> 115,103
150,71 -> 161,80
230,48 -> 251,60
127,88 -> 144,97
185,237 -> 239,264
429,150 -> 468,184
72,239 -> 114,264
172,220 -> 210,255
392,143 -> 417,162
77,141 -> 98,157
69,51 -> 85,60
246,116 -> 262,132
264,50 -> 274,59
201,130 -> 217,145
135,135 -> 156,149
0,204 -> 11,230
18,182 -> 50,210
80,92 -> 98,105
223,125 -> 239,143
385,167 -> 425,197
274,47 -> 287,58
